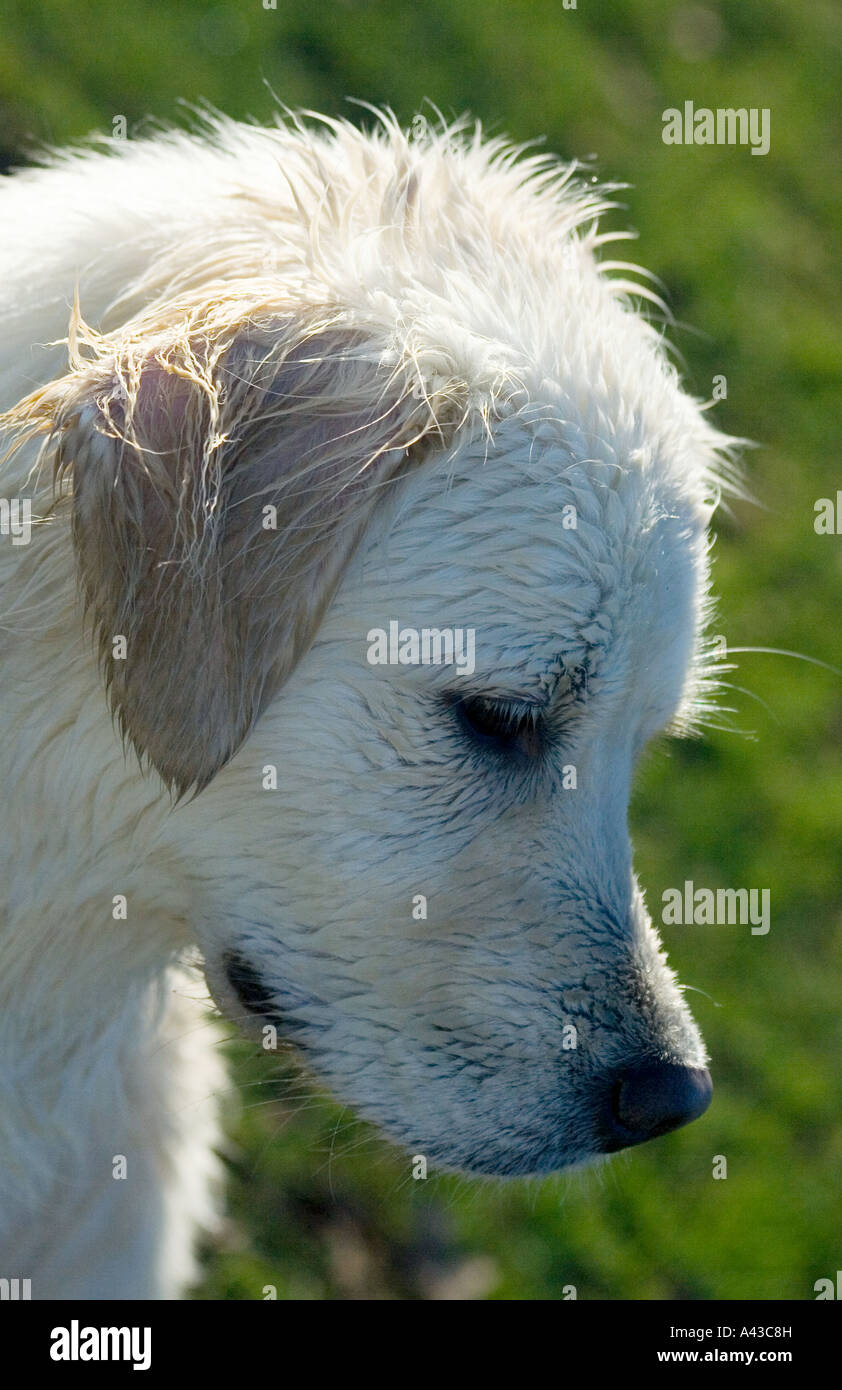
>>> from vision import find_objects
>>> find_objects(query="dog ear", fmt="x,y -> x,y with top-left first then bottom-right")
11,306 -> 448,794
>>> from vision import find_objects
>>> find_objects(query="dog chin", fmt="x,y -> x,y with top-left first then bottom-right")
425,1139 -> 603,1180
203,952 -> 281,1038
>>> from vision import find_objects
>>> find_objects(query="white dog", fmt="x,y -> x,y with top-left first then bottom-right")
0,110 -> 738,1299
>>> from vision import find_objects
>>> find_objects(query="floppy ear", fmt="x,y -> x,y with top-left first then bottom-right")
9,305 -> 447,794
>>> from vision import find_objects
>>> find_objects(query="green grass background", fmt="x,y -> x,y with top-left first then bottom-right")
2,0 -> 839,1299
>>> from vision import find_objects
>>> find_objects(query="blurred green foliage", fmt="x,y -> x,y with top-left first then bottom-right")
3,0 -> 839,1299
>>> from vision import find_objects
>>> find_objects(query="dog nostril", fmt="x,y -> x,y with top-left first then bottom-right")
604,1063 -> 712,1152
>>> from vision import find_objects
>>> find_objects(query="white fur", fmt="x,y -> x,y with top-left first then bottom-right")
0,110 -> 738,1298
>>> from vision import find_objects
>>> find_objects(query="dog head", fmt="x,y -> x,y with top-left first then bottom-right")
8,116 -> 738,1174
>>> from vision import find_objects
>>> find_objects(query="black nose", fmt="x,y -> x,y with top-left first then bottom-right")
603,1063 -> 712,1152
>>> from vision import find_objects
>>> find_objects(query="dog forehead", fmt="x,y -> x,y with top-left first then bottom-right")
372,411 -> 701,574
335,411 -> 706,687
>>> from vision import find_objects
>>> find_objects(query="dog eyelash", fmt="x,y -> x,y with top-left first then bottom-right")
451,694 -> 545,758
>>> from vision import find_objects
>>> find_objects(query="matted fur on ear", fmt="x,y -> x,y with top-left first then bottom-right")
5,294 -> 455,794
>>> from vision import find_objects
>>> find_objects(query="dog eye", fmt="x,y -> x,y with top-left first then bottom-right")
455,695 -> 543,757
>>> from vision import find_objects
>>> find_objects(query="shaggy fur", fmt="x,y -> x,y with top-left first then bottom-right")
0,110 -> 739,1299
